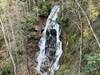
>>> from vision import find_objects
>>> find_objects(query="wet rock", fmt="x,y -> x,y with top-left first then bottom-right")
46,30 -> 50,36
45,48 -> 49,56
46,37 -> 51,45
34,26 -> 40,31
35,72 -> 41,75
50,29 -> 56,36
41,29 -> 44,33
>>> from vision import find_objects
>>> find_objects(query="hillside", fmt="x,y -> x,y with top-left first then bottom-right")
0,0 -> 100,75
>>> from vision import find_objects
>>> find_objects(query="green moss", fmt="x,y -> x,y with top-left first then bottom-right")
57,15 -> 70,31
1,61 -> 13,75
55,64 -> 71,75
21,14 -> 38,38
36,0 -> 52,17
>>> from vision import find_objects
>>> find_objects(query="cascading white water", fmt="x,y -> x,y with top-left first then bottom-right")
34,5 -> 63,75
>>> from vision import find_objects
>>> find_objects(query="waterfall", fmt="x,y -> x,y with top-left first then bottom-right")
34,5 -> 63,75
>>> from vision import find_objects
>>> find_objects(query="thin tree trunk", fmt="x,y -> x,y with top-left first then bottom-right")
0,18 -> 17,75
75,0 -> 100,49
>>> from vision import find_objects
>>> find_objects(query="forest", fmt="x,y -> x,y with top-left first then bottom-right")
0,0 -> 100,75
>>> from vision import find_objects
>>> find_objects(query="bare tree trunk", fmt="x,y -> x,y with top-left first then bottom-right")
0,18 -> 17,75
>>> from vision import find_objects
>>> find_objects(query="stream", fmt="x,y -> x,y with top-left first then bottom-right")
34,5 -> 63,75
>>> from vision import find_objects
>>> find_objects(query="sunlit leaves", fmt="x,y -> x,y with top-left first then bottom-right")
83,29 -> 89,38
88,0 -> 99,21
83,52 -> 100,75
90,8 -> 99,21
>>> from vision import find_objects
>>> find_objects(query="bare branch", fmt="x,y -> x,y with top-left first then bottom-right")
0,18 -> 17,75
76,7 -> 83,75
75,0 -> 100,49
